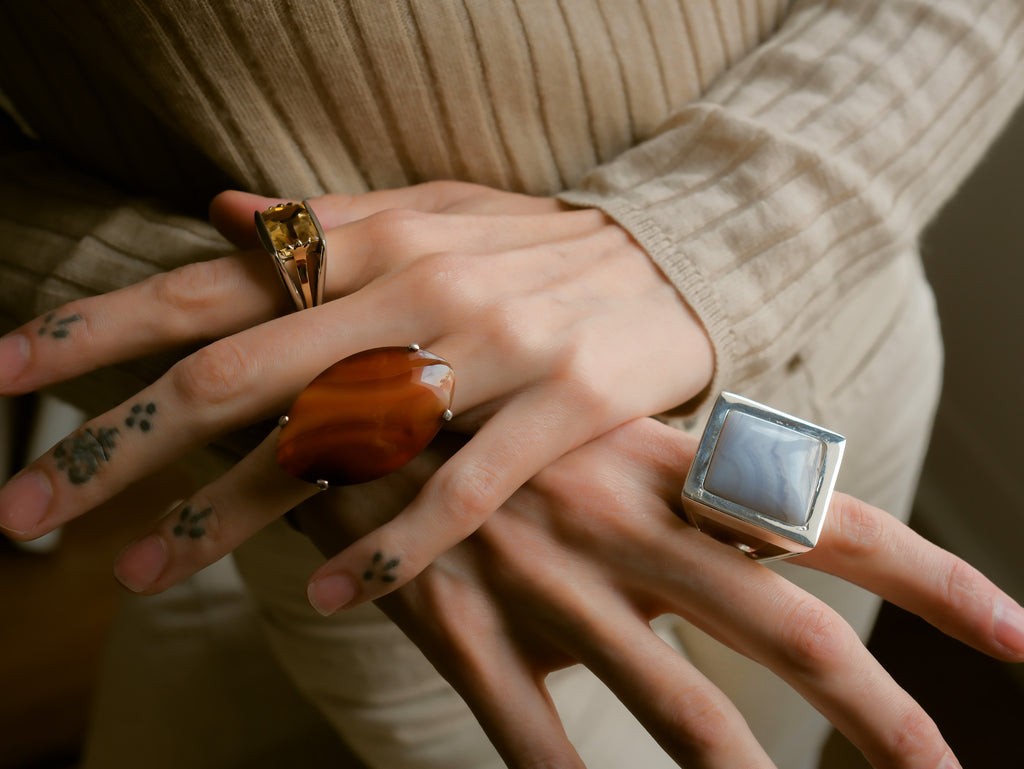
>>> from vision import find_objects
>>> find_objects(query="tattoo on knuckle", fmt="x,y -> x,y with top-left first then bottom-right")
53,426 -> 119,485
362,551 -> 400,584
51,401 -> 159,485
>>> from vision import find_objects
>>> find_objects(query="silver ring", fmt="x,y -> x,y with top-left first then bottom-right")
681,392 -> 845,561
255,199 -> 327,311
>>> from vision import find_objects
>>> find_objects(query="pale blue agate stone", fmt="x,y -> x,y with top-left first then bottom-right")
704,411 -> 824,526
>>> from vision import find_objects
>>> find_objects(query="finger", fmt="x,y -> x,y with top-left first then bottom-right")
382,586 -> 587,769
0,284 -> 424,539
305,381 -> 604,613
638,525 -> 958,769
797,492 -> 1024,663
591,418 -> 1024,664
112,429 -> 316,594
317,206 -> 611,298
209,182 -> 559,247
561,600 -> 774,768
0,188 -> 593,397
0,252 -> 286,396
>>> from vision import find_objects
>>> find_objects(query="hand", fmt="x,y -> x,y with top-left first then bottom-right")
293,418 -> 1022,769
0,182 -> 712,606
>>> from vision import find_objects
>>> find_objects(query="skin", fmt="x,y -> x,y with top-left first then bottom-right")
0,182 -> 1019,766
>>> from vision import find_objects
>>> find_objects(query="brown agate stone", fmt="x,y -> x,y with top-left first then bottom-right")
277,346 -> 455,486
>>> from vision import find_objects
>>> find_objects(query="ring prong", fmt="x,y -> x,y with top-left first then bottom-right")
278,415 -> 290,427
442,409 -> 453,422
315,479 -> 329,491
408,343 -> 420,352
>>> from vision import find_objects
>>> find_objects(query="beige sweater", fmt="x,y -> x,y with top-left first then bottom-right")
0,0 -> 1022,422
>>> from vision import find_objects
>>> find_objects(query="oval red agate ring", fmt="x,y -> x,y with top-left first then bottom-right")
276,345 -> 455,488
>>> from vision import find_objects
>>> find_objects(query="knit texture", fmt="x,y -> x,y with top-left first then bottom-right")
0,0 -> 1022,415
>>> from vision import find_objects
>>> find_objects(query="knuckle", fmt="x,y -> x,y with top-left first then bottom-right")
942,556 -> 979,613
413,251 -> 472,294
153,261 -> 225,317
171,339 -> 253,407
778,599 -> 849,674
552,372 -> 611,424
482,299 -> 551,360
362,208 -> 430,252
402,252 -> 477,321
890,708 -> 944,764
831,494 -> 885,558
438,462 -> 505,530
38,302 -> 92,343
662,686 -> 732,754
50,423 -> 120,486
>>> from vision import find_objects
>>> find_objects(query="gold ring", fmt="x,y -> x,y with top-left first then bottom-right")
255,200 -> 327,311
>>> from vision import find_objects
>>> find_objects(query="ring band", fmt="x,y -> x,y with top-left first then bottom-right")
681,392 -> 845,561
255,200 -> 327,311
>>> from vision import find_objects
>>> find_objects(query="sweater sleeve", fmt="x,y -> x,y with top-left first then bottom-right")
558,0 -> 1024,406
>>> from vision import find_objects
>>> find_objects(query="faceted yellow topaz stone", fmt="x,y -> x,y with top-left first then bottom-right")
262,202 -> 321,258
257,200 -> 327,310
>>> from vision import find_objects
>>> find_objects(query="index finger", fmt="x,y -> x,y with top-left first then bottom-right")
0,251 -> 285,397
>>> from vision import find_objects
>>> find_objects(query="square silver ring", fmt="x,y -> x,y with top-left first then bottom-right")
681,392 -> 846,561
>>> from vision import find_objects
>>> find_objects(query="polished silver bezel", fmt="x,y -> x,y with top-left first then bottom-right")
682,392 -> 845,560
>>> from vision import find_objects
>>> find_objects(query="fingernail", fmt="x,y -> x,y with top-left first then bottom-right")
0,470 -> 52,535
307,573 -> 358,616
939,752 -> 963,769
114,534 -> 169,593
994,599 -> 1024,661
0,333 -> 28,386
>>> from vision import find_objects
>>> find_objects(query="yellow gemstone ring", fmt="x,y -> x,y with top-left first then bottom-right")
255,200 -> 327,311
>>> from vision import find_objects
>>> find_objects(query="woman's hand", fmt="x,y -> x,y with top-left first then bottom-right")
0,182 -> 713,605
294,418 -> 1020,769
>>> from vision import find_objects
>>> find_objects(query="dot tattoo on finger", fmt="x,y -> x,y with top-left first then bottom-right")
363,551 -> 400,583
125,402 -> 157,432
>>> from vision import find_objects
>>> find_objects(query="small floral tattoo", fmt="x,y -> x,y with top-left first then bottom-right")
54,426 -> 119,485
38,312 -> 82,339
362,551 -> 399,583
173,504 -> 213,539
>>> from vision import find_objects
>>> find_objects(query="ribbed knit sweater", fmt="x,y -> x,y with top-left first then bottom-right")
0,0 -> 1022,418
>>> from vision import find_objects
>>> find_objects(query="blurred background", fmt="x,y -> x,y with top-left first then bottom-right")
1,105 -> 1022,769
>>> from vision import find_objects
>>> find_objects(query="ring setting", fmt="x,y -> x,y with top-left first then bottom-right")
681,392 -> 845,561
256,200 -> 326,311
276,345 -> 455,488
